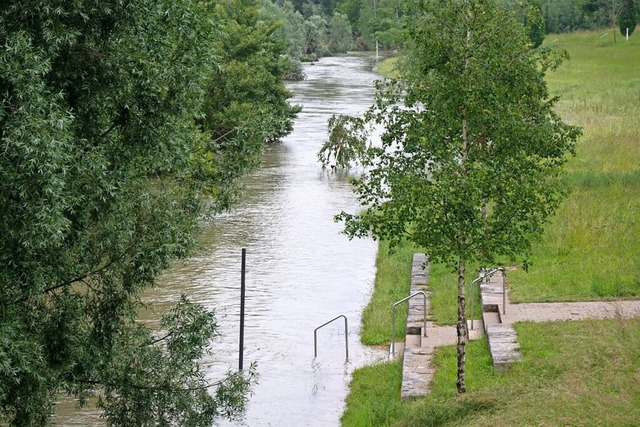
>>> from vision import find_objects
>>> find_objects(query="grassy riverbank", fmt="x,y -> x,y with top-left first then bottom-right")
344,318 -> 640,426
508,30 -> 640,302
343,30 -> 640,426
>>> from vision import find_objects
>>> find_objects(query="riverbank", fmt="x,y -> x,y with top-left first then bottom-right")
342,30 -> 640,426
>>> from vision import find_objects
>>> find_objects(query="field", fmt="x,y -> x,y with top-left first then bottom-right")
342,30 -> 640,426
509,30 -> 640,302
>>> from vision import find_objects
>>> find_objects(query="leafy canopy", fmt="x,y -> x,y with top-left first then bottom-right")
0,0 -> 280,425
317,114 -> 370,169
337,0 -> 581,393
340,0 -> 581,269
619,0 -> 638,36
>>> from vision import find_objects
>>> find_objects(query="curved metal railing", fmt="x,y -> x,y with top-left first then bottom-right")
313,315 -> 348,361
390,291 -> 428,358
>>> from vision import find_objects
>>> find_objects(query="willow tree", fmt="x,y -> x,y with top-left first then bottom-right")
338,0 -> 580,392
1,1 -> 256,425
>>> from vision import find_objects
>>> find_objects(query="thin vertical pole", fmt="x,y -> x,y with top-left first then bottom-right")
502,270 -> 506,315
239,248 -> 246,371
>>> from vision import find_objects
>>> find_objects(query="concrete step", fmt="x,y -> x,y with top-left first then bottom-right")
483,310 -> 501,330
401,346 -> 435,399
485,323 -> 522,371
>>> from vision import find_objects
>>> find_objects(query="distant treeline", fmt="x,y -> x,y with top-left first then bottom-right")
541,0 -> 639,33
269,0 -> 639,63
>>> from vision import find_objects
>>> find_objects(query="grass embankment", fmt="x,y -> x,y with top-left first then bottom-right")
509,30 -> 640,302
343,31 -> 640,426
344,318 -> 640,426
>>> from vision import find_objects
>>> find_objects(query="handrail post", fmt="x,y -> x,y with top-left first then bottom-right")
470,270 -> 485,330
471,268 -> 501,330
390,291 -> 428,358
502,270 -> 507,315
313,315 -> 349,361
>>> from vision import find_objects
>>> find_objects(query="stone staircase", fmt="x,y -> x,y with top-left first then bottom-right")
480,271 -> 522,371
400,253 -> 432,398
398,256 -> 524,399
396,257 -> 640,397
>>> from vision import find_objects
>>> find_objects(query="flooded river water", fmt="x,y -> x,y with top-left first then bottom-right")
55,53 -> 385,426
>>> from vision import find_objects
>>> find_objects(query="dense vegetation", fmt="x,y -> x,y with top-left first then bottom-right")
2,0 -> 637,423
343,29 -> 640,426
338,0 -> 580,393
265,0 -> 639,64
0,0 -> 297,425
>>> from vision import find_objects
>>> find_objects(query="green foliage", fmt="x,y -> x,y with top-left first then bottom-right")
538,0 -> 637,33
329,12 -> 356,52
0,1 -> 264,424
340,0 -> 580,267
356,0 -> 405,50
317,114 -> 370,169
260,0 -> 308,78
338,0 -> 580,393
499,0 -> 546,47
303,13 -> 330,57
198,0 -> 301,209
619,0 -> 637,35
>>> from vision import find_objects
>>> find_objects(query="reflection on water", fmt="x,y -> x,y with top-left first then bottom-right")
54,53 -> 385,427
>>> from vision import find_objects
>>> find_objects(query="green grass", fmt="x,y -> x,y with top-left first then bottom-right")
341,360 -> 405,426
373,56 -> 400,79
360,240 -> 415,345
508,30 -> 640,302
361,241 -> 483,344
343,29 -> 640,426
344,317 -> 640,426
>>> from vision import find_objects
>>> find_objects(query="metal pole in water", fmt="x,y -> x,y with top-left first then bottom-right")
239,248 -> 246,371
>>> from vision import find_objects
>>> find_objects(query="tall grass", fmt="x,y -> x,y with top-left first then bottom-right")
360,240 -> 415,345
508,31 -> 640,302
344,317 -> 640,426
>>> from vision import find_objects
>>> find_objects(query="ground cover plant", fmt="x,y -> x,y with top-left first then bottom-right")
342,29 -> 640,426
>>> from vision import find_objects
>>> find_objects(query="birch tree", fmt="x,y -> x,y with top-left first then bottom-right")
338,0 -> 580,393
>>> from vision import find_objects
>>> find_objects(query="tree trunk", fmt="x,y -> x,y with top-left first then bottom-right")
612,0 -> 618,43
456,258 -> 468,393
457,8 -> 472,395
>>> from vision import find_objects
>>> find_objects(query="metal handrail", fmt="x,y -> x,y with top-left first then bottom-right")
470,267 -> 503,329
390,291 -> 427,358
313,315 -> 348,361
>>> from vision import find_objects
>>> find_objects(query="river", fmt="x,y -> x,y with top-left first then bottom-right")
54,53 -> 385,427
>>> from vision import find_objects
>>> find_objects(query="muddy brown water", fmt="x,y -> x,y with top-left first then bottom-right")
54,53 -> 386,426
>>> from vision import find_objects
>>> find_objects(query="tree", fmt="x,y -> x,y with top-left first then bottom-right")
501,0 -> 546,47
317,114 -> 369,168
199,0 -> 301,208
337,0 -> 580,393
619,0 -> 637,36
303,13 -> 329,58
1,1 -> 257,424
525,0 -> 547,47
259,0 -> 307,79
357,0 -> 404,50
328,12 -> 356,53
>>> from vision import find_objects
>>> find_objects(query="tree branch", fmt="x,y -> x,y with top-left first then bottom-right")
14,237 -> 140,304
